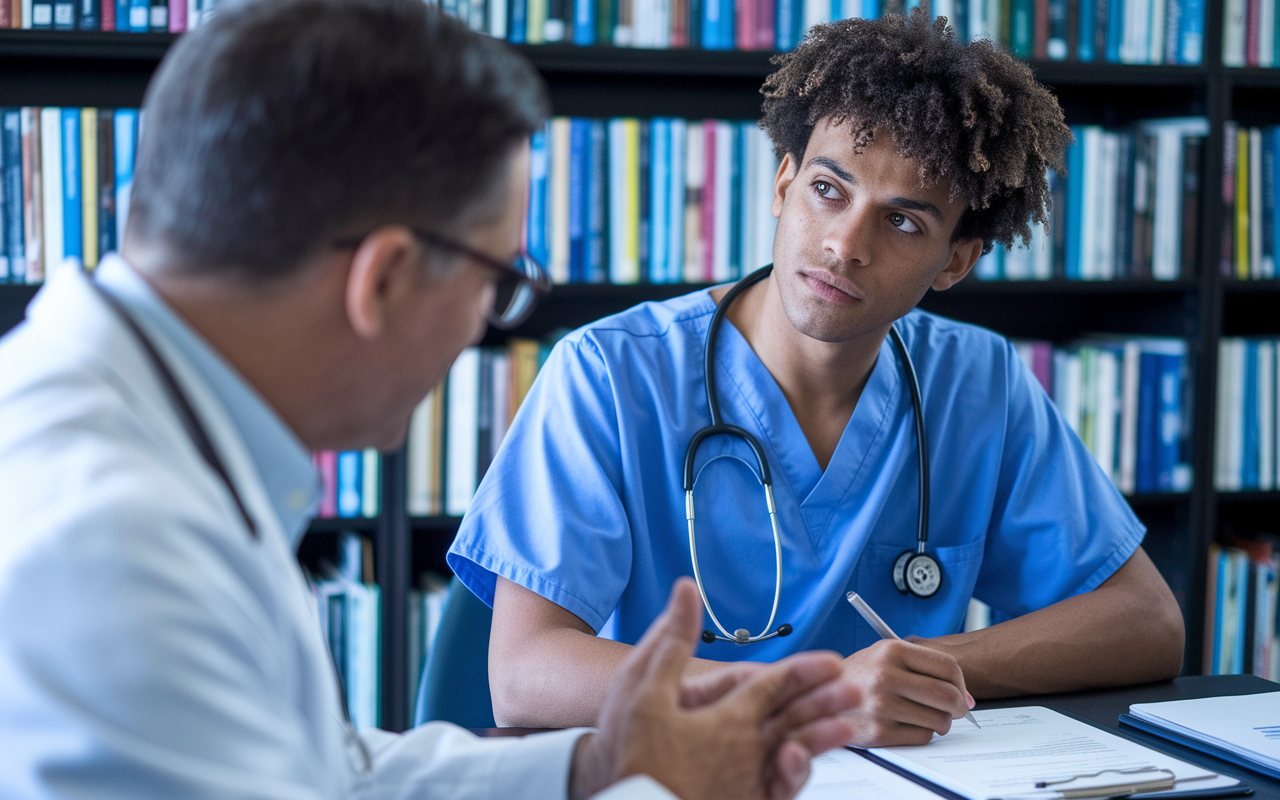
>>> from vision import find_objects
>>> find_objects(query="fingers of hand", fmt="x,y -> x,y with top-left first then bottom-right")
788,716 -> 859,759
759,672 -> 860,747
679,662 -> 766,708
616,579 -> 703,695
640,579 -> 705,689
852,640 -> 970,720
730,652 -> 845,725
766,740 -> 813,800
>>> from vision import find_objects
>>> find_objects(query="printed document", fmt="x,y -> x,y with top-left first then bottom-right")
866,706 -> 1240,799
1130,691 -> 1280,772
794,748 -> 942,800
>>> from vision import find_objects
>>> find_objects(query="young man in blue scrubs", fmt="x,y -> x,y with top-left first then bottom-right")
448,11 -> 1185,746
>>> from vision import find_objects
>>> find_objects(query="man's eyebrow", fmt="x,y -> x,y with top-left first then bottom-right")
890,197 -> 946,224
806,155 -> 947,224
804,156 -> 855,185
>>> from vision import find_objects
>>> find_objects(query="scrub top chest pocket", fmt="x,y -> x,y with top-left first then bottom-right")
850,539 -> 987,653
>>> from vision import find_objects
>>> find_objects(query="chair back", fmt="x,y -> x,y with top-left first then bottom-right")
413,576 -> 496,728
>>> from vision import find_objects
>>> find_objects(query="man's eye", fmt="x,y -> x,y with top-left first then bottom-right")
889,213 -> 921,234
815,181 -> 839,199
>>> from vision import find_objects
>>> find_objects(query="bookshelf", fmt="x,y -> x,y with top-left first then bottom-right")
5,19 -> 1280,733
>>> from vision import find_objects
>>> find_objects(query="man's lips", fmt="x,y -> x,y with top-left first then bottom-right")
800,270 -> 865,305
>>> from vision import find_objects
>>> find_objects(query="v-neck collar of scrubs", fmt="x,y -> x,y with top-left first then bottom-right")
702,289 -> 904,547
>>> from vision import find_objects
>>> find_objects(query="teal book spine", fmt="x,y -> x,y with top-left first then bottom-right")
61,109 -> 81,268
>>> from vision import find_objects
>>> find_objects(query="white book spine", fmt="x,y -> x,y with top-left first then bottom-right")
444,348 -> 481,517
406,392 -> 434,516
1095,348 -> 1119,483
548,117 -> 571,284
1217,338 -> 1236,490
933,0 -> 954,24
1031,218 -> 1052,279
667,119 -> 687,283
802,0 -> 828,35
1261,0 -> 1277,67
1148,0 -> 1166,63
1065,352 -> 1084,436
655,0 -> 669,47
1123,0 -> 1148,62
1151,128 -> 1181,279
360,448 -> 379,518
1260,341 -> 1276,490
1079,128 -> 1100,279
713,122 -> 732,281
739,123 -> 757,275
21,0 -> 32,26
1226,339 -> 1246,491
1118,341 -> 1141,494
1098,132 -> 1119,279
607,120 -> 629,284
489,0 -> 506,39
1251,128 -> 1265,278
1223,0 -> 1247,65
40,108 -> 63,281
984,0 -> 999,43
490,352 -> 511,456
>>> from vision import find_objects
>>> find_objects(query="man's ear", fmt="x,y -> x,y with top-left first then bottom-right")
771,153 -> 799,218
932,237 -> 985,291
345,226 -> 418,340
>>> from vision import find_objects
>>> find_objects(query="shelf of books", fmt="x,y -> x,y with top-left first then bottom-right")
6,0 -> 1279,729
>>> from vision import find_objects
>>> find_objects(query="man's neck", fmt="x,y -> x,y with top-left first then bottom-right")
714,275 -> 886,471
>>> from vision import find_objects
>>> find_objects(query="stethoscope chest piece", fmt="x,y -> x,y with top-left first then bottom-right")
892,549 -> 943,598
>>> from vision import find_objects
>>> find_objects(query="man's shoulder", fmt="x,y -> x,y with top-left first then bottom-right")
898,308 -> 1015,365
553,287 -> 715,359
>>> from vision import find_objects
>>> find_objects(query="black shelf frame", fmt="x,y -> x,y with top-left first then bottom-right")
3,15 -> 1278,727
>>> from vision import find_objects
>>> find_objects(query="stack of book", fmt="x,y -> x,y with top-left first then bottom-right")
314,449 -> 382,519
1214,337 -> 1280,491
406,339 -> 548,517
1014,336 -> 1193,494
1220,123 -> 1280,280
1221,0 -> 1280,66
0,107 -> 138,284
974,119 -> 1207,281
1204,535 -> 1280,679
529,116 -> 780,285
310,532 -> 382,730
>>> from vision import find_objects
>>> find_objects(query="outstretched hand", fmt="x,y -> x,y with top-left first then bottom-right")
570,578 -> 859,800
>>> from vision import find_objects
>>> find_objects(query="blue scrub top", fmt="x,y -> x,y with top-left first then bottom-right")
447,289 -> 1146,661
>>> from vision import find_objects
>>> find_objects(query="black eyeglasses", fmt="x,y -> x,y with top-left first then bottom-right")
333,227 -> 551,329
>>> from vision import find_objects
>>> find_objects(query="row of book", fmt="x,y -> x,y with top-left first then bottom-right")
310,533 -> 382,730
1013,336 -> 1193,494
439,0 -> 1205,63
1221,0 -> 1280,66
3,0 -> 1205,66
1214,337 -> 1280,491
406,339 -> 549,517
1221,124 -> 1280,280
406,574 -> 450,720
972,119 -> 1207,282
1204,534 -> 1280,679
314,449 -> 382,519
0,107 -> 138,284
529,116 -> 780,285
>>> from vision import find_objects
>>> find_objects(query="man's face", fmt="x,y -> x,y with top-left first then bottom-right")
364,143 -> 530,449
768,119 -> 981,344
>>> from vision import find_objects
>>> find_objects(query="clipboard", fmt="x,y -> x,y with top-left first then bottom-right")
845,707 -> 1253,800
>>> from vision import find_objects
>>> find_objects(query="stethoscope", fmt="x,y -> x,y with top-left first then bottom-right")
683,265 -> 942,646
88,276 -> 375,775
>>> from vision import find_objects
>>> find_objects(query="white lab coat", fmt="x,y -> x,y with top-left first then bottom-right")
0,266 -> 672,800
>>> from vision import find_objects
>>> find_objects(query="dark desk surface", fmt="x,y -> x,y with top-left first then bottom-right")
477,675 -> 1280,798
980,674 -> 1280,798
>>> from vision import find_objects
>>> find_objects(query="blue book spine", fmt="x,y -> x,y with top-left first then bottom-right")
31,0 -> 53,27
1135,350 -> 1159,493
1078,0 -> 1096,60
115,0 -> 129,31
114,110 -> 137,250
53,0 -> 75,28
703,0 -> 726,48
2,111 -> 24,284
1064,127 -> 1084,279
1104,0 -> 1123,62
776,0 -> 795,49
1177,0 -> 1203,62
78,0 -> 100,28
1243,342 -> 1259,490
568,119 -> 589,284
1262,127 -> 1276,277
649,119 -> 669,285
128,0 -> 148,31
587,120 -> 606,283
527,125 -> 549,270
1157,350 -> 1182,488
829,0 -> 840,21
864,0 -> 879,18
336,451 -> 362,518
721,0 -> 734,48
509,0 -> 526,41
62,109 -> 82,268
572,0 -> 594,43
1163,0 -> 1182,63
1213,549 -> 1227,673
667,120 -> 686,285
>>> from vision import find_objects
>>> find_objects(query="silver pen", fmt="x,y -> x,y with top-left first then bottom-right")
846,591 -> 981,730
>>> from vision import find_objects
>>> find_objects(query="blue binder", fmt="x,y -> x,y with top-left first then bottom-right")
1121,712 -> 1280,783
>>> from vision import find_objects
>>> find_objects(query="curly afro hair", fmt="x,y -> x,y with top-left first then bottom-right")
760,10 -> 1073,252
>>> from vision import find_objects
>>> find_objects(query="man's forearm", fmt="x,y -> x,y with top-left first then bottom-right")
922,548 -> 1184,698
